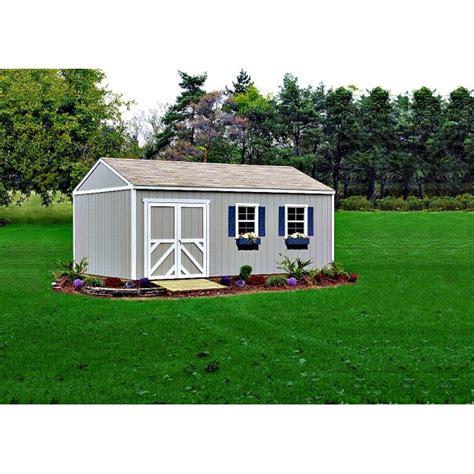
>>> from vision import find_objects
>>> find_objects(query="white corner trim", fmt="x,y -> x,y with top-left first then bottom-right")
73,185 -> 132,196
331,194 -> 335,262
206,201 -> 210,278
130,189 -> 137,280
72,194 -> 76,262
134,185 -> 335,195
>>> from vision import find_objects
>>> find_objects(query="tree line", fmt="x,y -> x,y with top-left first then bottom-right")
0,69 -> 472,205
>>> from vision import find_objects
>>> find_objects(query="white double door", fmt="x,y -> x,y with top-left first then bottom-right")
145,200 -> 208,279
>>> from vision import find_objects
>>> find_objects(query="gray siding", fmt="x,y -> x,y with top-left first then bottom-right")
77,162 -> 128,191
135,190 -> 333,278
74,190 -> 131,278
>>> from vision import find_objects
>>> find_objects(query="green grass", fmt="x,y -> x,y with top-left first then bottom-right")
0,193 -> 72,224
0,212 -> 472,403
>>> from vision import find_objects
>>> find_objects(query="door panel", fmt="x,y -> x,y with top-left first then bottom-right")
150,206 -> 175,239
150,242 -> 176,277
178,205 -> 206,278
180,207 -> 203,239
146,202 -> 207,279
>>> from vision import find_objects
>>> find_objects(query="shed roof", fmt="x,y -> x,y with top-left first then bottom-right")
101,158 -> 334,193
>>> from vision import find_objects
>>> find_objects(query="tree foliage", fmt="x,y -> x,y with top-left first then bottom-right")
0,69 -> 136,205
147,71 -> 473,199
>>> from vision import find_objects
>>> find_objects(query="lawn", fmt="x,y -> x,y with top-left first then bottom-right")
0,212 -> 472,403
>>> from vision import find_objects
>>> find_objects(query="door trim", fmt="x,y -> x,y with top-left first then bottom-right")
144,199 -> 210,280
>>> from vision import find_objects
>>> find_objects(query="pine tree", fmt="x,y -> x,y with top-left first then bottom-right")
226,69 -> 253,96
147,71 -> 207,156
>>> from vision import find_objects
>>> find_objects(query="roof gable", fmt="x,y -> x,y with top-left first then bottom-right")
75,160 -> 130,193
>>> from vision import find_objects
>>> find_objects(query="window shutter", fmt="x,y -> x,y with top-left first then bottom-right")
228,206 -> 236,237
278,206 -> 285,236
308,207 -> 314,236
258,206 -> 266,236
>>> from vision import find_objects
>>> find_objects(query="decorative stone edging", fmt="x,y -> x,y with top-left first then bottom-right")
80,286 -> 165,297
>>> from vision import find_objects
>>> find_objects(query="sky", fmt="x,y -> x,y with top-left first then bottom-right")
3,0 -> 473,119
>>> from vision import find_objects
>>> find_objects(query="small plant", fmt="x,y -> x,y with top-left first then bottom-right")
239,232 -> 259,243
349,273 -> 359,282
104,277 -> 122,288
321,261 -> 351,280
219,276 -> 232,286
265,275 -> 287,287
288,232 -> 307,239
235,279 -> 246,288
239,264 -> 253,281
278,254 -> 313,280
124,280 -> 136,289
287,277 -> 298,287
84,276 -> 104,287
139,277 -> 150,288
307,268 -> 319,283
73,278 -> 84,290
52,257 -> 88,281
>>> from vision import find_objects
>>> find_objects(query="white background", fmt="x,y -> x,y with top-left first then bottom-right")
3,0 -> 473,116
1,1 -> 473,472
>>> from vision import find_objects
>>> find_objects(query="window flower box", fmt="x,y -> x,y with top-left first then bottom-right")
236,232 -> 261,249
285,233 -> 309,249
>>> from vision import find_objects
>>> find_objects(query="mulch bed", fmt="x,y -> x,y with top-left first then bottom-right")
52,274 -> 356,299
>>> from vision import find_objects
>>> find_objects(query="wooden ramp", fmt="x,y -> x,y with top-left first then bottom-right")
151,279 -> 226,293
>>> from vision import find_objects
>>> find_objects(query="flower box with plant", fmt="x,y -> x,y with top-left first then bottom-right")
236,232 -> 261,248
285,232 -> 310,248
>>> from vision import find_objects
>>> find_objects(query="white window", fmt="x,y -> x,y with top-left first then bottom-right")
236,203 -> 259,236
285,205 -> 307,236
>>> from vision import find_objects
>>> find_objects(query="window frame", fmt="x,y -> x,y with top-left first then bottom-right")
235,203 -> 259,238
285,204 -> 308,237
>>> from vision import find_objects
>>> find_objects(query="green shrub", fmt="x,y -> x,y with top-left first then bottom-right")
321,261 -> 350,279
427,196 -> 463,211
52,258 -> 88,281
456,193 -> 474,210
265,275 -> 287,287
405,196 -> 424,210
239,265 -> 253,281
339,195 -> 372,210
306,268 -> 324,284
84,276 -> 104,287
278,254 -> 313,280
376,197 -> 407,211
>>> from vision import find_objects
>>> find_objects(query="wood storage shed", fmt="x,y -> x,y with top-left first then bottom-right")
73,158 -> 335,280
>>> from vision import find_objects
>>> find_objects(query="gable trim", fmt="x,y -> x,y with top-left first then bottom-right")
73,158 -> 132,194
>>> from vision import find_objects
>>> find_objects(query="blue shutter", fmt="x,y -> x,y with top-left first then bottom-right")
278,206 -> 285,236
258,206 -> 266,236
228,206 -> 236,237
308,207 -> 314,236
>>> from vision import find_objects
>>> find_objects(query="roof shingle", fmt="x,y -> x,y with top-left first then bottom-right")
102,158 -> 334,193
